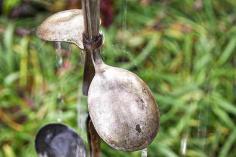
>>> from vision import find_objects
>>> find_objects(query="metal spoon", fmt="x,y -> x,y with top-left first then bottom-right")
35,123 -> 87,157
36,9 -> 95,95
36,9 -> 99,157
87,35 -> 160,151
37,9 -> 84,49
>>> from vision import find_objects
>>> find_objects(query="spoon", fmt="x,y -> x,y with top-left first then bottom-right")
35,123 -> 87,157
86,34 -> 160,151
36,9 -> 100,157
37,9 -> 84,49
36,9 -> 95,95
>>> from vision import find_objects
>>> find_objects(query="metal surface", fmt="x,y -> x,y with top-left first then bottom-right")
37,9 -> 84,49
81,0 -> 100,96
35,123 -> 87,157
36,5 -> 102,157
36,1 -> 160,153
81,0 -> 101,156
88,53 -> 160,151
87,116 -> 101,157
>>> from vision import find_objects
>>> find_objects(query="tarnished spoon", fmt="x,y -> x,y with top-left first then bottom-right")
35,123 -> 87,157
86,34 -> 160,151
37,9 -> 84,49
36,9 -> 100,157
36,9 -> 95,95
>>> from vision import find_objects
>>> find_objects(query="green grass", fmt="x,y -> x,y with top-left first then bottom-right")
0,0 -> 236,157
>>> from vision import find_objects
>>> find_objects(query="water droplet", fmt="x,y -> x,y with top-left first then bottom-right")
56,109 -> 63,122
180,133 -> 188,155
56,93 -> 64,122
141,148 -> 147,157
57,118 -> 62,122
55,41 -> 63,68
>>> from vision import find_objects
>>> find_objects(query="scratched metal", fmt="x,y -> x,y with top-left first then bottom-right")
88,63 -> 160,151
37,9 -> 84,49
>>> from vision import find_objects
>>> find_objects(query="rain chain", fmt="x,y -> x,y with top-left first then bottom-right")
34,0 -> 160,157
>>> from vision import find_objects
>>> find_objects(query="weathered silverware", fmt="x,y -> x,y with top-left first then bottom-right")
37,9 -> 84,49
87,35 -> 160,151
36,9 -> 99,157
36,9 -> 96,95
35,123 -> 87,157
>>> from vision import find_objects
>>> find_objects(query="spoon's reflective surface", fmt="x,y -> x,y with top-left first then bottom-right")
88,49 -> 160,151
35,123 -> 87,157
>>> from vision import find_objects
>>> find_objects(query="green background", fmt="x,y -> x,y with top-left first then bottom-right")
0,0 -> 235,156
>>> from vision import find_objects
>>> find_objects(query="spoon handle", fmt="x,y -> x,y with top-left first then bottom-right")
81,0 -> 100,95
87,116 -> 101,157
82,0 -> 102,157
82,52 -> 95,95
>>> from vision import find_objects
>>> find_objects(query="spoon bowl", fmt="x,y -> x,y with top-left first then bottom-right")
35,123 -> 87,157
37,9 -> 84,49
88,50 -> 160,151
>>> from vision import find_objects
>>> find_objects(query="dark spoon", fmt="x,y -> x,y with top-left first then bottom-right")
35,123 -> 87,157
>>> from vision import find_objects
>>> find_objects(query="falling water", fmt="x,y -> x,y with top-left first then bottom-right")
56,93 -> 64,122
54,41 -> 64,122
55,41 -> 63,68
180,133 -> 188,156
76,51 -> 88,140
77,88 -> 87,132
122,0 -> 127,31
141,148 -> 148,157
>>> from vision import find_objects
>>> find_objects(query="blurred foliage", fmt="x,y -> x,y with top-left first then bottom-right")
0,0 -> 236,157
2,0 -> 20,14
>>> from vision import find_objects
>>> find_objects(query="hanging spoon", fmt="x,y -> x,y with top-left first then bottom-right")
35,123 -> 87,157
37,9 -> 84,49
37,9 -> 101,157
36,9 -> 94,95
85,34 -> 160,151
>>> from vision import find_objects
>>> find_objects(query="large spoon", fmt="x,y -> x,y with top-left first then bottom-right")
86,34 -> 160,151
35,123 -> 87,157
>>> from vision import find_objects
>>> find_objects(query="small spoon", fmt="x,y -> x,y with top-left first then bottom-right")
36,9 -> 95,95
86,35 -> 160,151
37,9 -> 84,49
35,123 -> 87,157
